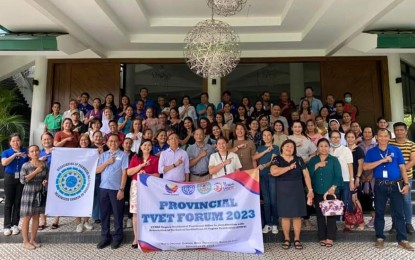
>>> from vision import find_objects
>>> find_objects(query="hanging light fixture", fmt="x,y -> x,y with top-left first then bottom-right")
207,0 -> 248,17
184,19 -> 240,78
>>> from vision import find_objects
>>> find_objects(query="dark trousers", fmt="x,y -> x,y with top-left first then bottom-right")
314,193 -> 337,241
124,176 -> 132,219
374,182 -> 407,242
3,174 -> 24,229
100,188 -> 124,242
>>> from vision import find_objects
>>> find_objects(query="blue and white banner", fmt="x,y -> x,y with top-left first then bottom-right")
46,147 -> 98,217
138,169 -> 264,254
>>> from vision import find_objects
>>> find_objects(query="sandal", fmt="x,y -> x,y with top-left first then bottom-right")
38,225 -> 46,230
282,240 -> 291,250
319,241 -> 326,246
325,242 -> 333,247
51,223 -> 59,229
294,240 -> 303,250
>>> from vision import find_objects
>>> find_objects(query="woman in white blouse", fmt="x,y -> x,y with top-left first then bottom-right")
178,95 -> 197,124
209,137 -> 242,178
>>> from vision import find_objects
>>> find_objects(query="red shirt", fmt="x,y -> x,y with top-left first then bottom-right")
129,155 -> 159,180
54,131 -> 80,147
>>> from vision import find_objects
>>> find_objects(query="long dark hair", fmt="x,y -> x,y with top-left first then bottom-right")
137,139 -> 153,160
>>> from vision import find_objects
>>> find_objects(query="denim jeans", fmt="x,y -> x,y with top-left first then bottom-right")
374,182 -> 407,242
92,175 -> 101,221
260,173 -> 278,226
392,180 -> 413,225
341,181 -> 354,212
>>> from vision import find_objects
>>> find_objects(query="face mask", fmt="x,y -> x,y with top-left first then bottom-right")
331,143 -> 341,148
345,97 -> 352,103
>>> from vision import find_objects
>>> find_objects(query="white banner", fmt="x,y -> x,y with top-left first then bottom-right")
46,147 -> 98,217
137,169 -> 264,254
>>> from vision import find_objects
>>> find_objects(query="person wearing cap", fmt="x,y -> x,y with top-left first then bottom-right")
63,99 -> 85,121
71,109 -> 88,134
325,119 -> 346,146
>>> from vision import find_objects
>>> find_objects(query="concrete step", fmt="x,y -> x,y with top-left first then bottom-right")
0,228 -> 413,245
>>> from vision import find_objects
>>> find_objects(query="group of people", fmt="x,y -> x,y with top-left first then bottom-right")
1,86 -> 414,251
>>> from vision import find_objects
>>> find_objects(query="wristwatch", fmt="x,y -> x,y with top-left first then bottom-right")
119,188 -> 125,192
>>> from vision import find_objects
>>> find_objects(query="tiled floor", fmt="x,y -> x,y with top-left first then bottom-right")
0,215 -> 394,234
0,241 -> 414,260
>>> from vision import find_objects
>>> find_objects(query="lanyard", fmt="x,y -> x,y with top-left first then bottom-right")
379,148 -> 389,159
219,152 -> 228,175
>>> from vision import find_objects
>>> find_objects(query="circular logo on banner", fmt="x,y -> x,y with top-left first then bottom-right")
197,182 -> 212,194
55,165 -> 89,200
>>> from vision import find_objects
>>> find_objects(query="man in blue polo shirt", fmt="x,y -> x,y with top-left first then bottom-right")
96,134 -> 128,250
363,128 -> 413,251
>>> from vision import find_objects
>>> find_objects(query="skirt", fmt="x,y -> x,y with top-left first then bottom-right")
129,179 -> 138,214
276,180 -> 307,218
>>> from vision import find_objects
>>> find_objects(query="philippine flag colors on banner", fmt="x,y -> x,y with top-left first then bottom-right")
46,147 -> 98,217
137,169 -> 264,254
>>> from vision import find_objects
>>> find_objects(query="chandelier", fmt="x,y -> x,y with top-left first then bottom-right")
184,19 -> 240,78
207,0 -> 248,17
184,1 -> 247,78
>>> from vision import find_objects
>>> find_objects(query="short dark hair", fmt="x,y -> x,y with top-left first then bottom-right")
200,92 -> 209,98
393,122 -> 407,130
344,92 -> 352,98
222,90 -> 231,96
304,86 -> 313,92
377,128 -> 391,137
80,92 -> 89,98
334,100 -> 345,106
280,139 -> 297,156
108,119 -> 118,125
52,102 -> 61,107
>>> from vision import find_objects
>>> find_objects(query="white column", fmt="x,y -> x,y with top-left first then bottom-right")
387,54 -> 404,122
207,77 -> 221,106
30,56 -> 48,146
289,63 -> 304,104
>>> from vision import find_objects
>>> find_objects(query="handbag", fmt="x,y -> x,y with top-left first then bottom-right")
358,182 -> 375,212
33,186 -> 47,208
319,193 -> 344,216
345,194 -> 364,226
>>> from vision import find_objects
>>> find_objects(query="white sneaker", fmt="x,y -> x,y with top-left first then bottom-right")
11,225 -> 20,235
272,225 -> 279,234
3,228 -> 11,236
126,218 -> 133,228
84,222 -> 93,231
262,225 -> 271,234
76,223 -> 84,233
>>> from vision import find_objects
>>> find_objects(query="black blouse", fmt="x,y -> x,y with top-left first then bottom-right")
271,155 -> 306,181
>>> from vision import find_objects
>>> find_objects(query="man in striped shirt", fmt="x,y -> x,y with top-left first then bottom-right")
389,122 -> 415,234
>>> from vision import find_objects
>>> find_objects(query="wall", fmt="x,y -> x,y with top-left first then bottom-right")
47,61 -> 120,112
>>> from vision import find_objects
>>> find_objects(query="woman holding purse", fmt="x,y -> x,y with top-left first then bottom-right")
20,145 -> 48,250
307,138 -> 343,247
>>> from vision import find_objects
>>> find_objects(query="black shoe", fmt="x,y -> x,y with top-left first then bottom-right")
97,239 -> 111,249
111,240 -> 122,249
131,244 -> 138,249
388,224 -> 396,234
407,224 -> 415,235
94,219 -> 101,224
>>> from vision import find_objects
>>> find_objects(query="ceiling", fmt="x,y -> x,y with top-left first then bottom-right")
0,0 -> 414,58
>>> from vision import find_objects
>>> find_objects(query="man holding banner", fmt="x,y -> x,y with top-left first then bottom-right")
96,134 -> 128,250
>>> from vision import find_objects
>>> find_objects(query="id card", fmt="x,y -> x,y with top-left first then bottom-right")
382,170 -> 388,178
14,171 -> 20,179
